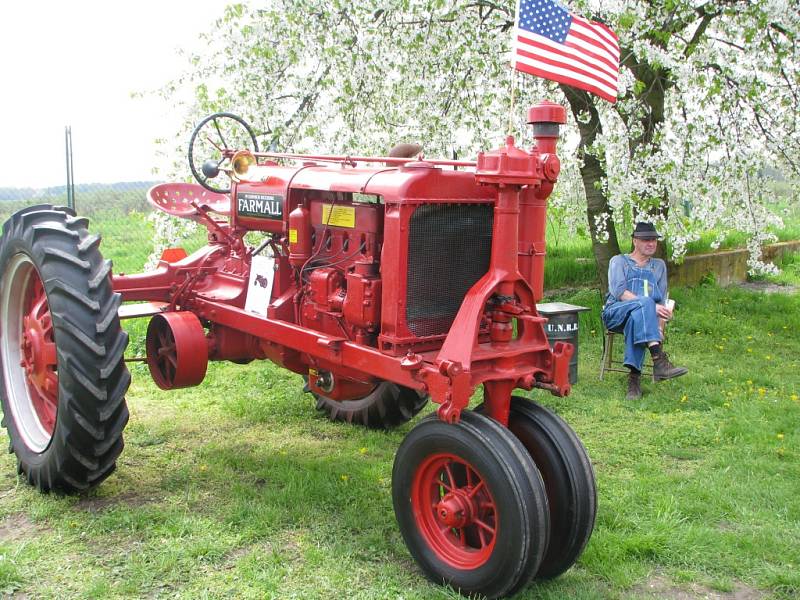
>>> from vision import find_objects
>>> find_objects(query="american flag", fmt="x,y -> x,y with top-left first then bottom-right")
512,0 -> 620,103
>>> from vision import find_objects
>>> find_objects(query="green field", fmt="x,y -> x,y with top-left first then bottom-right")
0,189 -> 798,598
0,265 -> 798,598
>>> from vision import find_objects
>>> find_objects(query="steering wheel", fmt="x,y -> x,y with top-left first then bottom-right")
188,112 -> 259,194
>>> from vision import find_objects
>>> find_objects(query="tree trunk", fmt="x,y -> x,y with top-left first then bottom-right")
559,85 -> 621,293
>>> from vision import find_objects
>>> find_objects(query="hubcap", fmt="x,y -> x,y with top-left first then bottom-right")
0,254 -> 58,451
411,453 -> 497,569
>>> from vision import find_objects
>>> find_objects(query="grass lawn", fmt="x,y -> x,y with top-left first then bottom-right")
0,275 -> 797,599
1,183 -> 796,597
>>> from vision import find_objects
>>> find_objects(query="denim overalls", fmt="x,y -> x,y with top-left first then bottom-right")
601,255 -> 664,371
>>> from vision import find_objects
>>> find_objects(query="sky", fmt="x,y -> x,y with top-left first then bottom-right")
0,0 -> 229,189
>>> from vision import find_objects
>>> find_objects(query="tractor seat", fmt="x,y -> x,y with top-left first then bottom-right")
147,183 -> 230,221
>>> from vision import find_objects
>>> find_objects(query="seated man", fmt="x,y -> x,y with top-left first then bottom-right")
602,222 -> 688,399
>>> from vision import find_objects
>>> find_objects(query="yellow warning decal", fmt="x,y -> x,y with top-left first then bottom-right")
289,228 -> 298,244
321,204 -> 355,228
309,368 -> 318,378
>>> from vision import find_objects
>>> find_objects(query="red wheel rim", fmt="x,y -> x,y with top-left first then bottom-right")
410,453 -> 497,569
19,270 -> 58,435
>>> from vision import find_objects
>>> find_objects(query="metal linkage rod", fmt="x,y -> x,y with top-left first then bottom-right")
252,151 -> 477,168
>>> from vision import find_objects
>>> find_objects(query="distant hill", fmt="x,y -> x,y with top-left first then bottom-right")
0,181 -> 159,202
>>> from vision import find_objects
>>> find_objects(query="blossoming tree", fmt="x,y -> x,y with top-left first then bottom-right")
163,0 -> 799,286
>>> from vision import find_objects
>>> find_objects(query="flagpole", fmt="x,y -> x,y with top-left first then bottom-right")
508,70 -> 518,137
508,0 -> 522,138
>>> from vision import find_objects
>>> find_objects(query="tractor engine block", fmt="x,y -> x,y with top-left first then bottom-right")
296,196 -> 383,347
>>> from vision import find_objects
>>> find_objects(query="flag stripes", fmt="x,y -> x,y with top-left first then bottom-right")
512,0 -> 620,103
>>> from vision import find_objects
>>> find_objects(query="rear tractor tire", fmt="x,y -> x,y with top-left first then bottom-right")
0,205 -> 130,492
311,380 -> 428,429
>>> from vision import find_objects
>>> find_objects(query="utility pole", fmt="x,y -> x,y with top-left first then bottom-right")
65,126 -> 75,210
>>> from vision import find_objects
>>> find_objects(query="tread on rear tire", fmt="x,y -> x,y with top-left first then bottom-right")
313,381 -> 428,429
0,205 -> 130,492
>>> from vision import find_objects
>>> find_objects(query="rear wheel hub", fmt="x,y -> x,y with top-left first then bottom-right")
20,270 -> 58,436
1,254 -> 58,450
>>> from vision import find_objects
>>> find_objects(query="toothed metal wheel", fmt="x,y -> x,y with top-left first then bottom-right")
311,381 -> 428,429
0,205 -> 130,492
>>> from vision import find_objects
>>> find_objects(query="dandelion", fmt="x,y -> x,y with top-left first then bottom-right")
716,345 -> 724,351
777,448 -> 786,457
792,394 -> 799,402
680,395 -> 688,403
777,433 -> 784,440
723,402 -> 731,408
747,380 -> 753,386
758,388 -> 766,395
199,464 -> 208,472
747,348 -> 753,353
747,335 -> 753,340
340,474 -> 349,482
765,355 -> 772,360
718,368 -> 724,374
359,447 -> 368,455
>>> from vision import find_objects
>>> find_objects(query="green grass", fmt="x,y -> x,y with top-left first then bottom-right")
0,187 -> 797,597
0,281 -> 798,598
93,210 -> 207,274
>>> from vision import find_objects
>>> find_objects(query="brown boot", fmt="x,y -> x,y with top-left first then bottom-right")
652,352 -> 688,381
626,371 -> 642,400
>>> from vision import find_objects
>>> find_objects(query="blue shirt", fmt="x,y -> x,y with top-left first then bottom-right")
607,254 -> 668,304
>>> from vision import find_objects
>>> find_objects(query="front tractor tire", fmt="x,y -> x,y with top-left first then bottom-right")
476,397 -> 596,588
392,411 -> 550,599
506,397 -> 596,580
313,381 -> 428,429
0,205 -> 130,492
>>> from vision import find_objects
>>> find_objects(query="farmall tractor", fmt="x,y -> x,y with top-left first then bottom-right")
0,103 -> 595,599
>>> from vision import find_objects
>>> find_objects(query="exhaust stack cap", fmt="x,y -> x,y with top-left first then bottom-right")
527,101 -> 567,138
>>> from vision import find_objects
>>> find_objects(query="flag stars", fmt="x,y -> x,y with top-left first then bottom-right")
518,0 -> 571,43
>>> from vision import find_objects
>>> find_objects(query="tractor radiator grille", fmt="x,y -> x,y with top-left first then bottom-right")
406,203 -> 493,337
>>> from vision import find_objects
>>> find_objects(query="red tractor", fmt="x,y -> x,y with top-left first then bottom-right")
0,102 -> 595,598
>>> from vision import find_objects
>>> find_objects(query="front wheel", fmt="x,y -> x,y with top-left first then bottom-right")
0,205 -> 130,492
392,411 -> 550,599
488,397 -> 597,581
